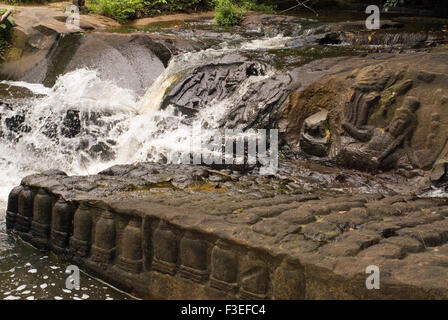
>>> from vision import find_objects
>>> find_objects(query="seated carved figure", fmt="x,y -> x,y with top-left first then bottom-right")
338,96 -> 420,170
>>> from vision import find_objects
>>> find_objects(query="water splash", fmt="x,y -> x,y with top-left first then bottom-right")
0,63 -> 271,204
0,33 -> 300,204
0,69 -> 137,201
0,81 -> 51,96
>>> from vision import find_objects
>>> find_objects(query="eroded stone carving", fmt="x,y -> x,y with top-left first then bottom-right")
210,241 -> 238,293
51,199 -> 75,253
14,187 -> 34,235
300,109 -> 331,157
118,218 -> 142,274
70,202 -> 93,258
179,232 -> 209,283
6,186 -> 23,231
6,160 -> 448,299
289,64 -> 427,172
343,90 -> 380,143
286,59 -> 448,179
339,96 -> 420,170
342,65 -> 394,143
91,210 -> 116,265
30,189 -> 54,249
271,260 -> 305,300
239,253 -> 269,300
152,222 -> 178,275
411,111 -> 448,170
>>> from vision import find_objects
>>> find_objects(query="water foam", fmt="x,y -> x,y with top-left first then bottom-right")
0,63 -> 272,205
0,69 -> 137,202
0,34 -> 291,204
0,81 -> 51,96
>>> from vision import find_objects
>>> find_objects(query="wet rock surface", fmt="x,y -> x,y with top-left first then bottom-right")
280,49 -> 448,193
159,57 -> 294,131
0,5 -> 207,93
2,7 -> 448,299
1,32 -> 207,95
0,5 -> 118,82
5,163 -> 448,299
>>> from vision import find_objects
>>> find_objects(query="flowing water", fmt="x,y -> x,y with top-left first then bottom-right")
0,30 -> 297,299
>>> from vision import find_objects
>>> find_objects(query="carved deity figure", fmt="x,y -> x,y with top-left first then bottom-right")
339,96 -> 420,170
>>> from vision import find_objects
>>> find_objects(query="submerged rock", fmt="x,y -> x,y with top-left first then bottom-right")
61,110 -> 81,138
160,61 -> 265,115
158,56 -> 294,131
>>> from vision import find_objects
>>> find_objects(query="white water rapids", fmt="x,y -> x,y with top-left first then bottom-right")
0,36 -> 292,205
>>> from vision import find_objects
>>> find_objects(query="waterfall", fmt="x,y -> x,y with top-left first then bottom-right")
0,34 -> 295,205
0,69 -> 137,202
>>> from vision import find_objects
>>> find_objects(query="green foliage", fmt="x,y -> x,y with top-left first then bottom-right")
214,0 -> 244,26
161,0 -> 205,12
86,0 -> 276,24
383,0 -> 405,10
2,0 -> 47,4
0,8 -> 14,61
0,9 -> 15,31
87,0 -> 148,23
214,0 -> 277,27
238,0 -> 275,13
87,0 -> 211,23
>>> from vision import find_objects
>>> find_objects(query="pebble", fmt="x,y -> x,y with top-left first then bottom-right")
16,285 -> 26,291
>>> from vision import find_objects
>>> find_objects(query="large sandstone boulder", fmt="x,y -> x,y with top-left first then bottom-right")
157,55 -> 294,130
0,6 -> 119,81
0,6 -> 207,94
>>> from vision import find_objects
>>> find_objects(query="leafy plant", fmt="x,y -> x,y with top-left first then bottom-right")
87,0 -> 212,23
3,0 -> 45,4
0,17 -> 15,31
383,0 -> 406,10
87,0 -> 148,23
214,0 -> 244,26
0,8 -> 14,61
239,0 -> 275,13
